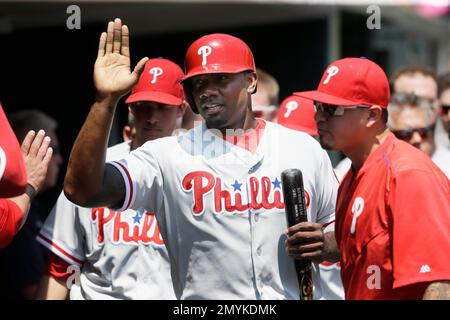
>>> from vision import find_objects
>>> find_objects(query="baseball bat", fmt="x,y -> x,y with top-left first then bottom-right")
281,168 -> 314,300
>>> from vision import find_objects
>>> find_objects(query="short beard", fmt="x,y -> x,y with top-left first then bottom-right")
318,137 -> 333,151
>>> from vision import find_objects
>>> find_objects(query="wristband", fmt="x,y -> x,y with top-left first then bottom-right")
25,183 -> 37,200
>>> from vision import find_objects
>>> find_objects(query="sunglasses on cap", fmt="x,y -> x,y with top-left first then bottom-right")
391,124 -> 435,141
441,104 -> 450,115
313,102 -> 371,117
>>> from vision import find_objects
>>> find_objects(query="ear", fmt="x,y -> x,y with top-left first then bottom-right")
122,125 -> 133,142
245,72 -> 257,94
366,105 -> 383,128
177,100 -> 189,117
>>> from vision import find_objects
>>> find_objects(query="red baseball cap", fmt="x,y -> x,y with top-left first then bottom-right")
125,58 -> 184,106
278,95 -> 318,136
294,57 -> 390,108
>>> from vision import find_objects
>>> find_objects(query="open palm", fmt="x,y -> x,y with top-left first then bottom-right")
94,18 -> 148,98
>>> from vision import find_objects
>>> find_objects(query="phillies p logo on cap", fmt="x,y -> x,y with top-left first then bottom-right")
198,45 -> 212,66
283,101 -> 299,118
323,66 -> 339,85
149,67 -> 163,84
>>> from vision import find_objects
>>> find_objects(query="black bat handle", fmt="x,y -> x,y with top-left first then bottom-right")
281,169 -> 314,300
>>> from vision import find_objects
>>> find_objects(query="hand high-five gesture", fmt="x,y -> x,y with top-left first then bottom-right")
94,18 -> 148,100
21,130 -> 53,194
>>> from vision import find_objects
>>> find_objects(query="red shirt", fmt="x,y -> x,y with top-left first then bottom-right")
0,199 -> 23,248
335,133 -> 450,300
0,102 -> 27,197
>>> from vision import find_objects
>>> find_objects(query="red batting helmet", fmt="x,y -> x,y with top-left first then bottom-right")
181,33 -> 256,113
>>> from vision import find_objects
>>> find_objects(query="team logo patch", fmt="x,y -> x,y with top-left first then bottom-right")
283,101 -> 299,118
350,196 -> 364,234
419,265 -> 431,273
181,170 -> 311,216
198,45 -> 212,66
323,66 -> 339,85
149,67 -> 163,84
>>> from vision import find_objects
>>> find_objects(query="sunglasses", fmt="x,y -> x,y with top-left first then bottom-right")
314,102 -> 371,117
442,104 -> 450,115
392,125 -> 435,141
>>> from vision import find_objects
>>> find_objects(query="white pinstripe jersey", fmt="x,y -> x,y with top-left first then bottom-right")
37,141 -> 175,300
109,120 -> 339,300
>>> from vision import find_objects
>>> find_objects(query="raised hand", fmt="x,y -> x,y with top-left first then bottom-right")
94,18 -> 148,100
21,130 -> 53,193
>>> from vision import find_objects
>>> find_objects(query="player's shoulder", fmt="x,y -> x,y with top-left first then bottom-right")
129,135 -> 181,158
106,141 -> 131,161
140,135 -> 180,151
388,139 -> 448,182
266,121 -> 324,151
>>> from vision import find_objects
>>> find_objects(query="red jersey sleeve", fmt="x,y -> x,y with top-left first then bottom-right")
0,103 -> 27,197
0,199 -> 24,248
389,169 -> 450,289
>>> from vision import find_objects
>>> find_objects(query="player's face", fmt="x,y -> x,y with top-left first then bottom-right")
251,85 -> 279,121
394,74 -> 438,101
439,88 -> 450,134
190,72 -> 256,130
314,104 -> 370,152
390,106 -> 436,157
394,74 -> 438,114
129,101 -> 182,147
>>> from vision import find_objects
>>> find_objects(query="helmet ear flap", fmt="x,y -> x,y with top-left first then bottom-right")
182,81 -> 199,114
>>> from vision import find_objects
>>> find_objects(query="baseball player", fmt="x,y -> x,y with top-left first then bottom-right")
36,58 -> 185,299
64,18 -> 339,300
1,127 -> 53,248
0,102 -> 27,198
278,95 -> 344,300
295,57 -> 450,299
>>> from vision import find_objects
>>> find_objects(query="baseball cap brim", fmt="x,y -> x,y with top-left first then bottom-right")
125,91 -> 182,106
180,65 -> 254,83
293,91 -> 361,106
280,122 -> 318,136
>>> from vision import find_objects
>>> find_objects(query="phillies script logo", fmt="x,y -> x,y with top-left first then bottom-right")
91,207 -> 164,246
182,170 -> 310,215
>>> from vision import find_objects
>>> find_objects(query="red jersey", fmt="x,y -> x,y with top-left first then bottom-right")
0,102 -> 27,197
0,199 -> 23,248
336,133 -> 450,300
